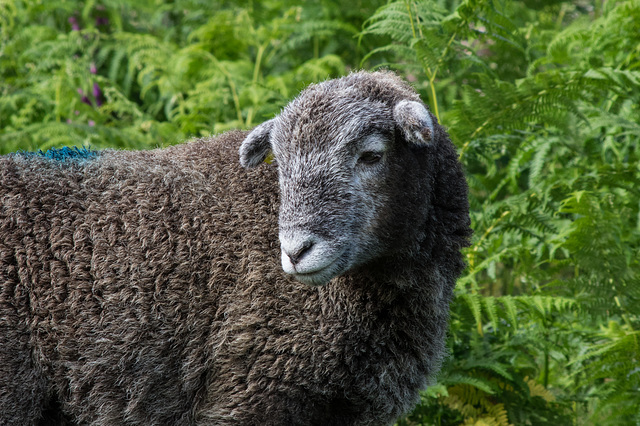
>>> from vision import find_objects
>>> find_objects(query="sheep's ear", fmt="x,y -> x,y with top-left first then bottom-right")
239,119 -> 275,168
393,100 -> 435,146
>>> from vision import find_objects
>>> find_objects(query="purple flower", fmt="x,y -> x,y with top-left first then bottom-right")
68,16 -> 80,31
78,88 -> 92,106
88,120 -> 95,127
93,83 -> 103,106
90,63 -> 97,74
78,84 -> 104,107
96,17 -> 109,26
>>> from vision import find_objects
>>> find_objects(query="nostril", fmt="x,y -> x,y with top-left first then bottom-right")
286,240 -> 314,265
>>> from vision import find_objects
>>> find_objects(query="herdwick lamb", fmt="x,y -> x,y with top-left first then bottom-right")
0,70 -> 471,425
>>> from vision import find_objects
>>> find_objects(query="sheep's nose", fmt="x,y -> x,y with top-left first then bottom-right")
279,233 -> 338,282
282,239 -> 314,265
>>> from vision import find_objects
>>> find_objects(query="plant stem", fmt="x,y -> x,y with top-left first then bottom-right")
469,210 -> 511,269
247,42 -> 268,127
404,0 -> 417,39
406,0 -> 445,122
428,75 -> 439,122
543,347 -> 549,388
252,43 -> 267,84
55,70 -> 63,123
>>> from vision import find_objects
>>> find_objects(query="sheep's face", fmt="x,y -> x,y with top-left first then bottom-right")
239,72 -> 436,286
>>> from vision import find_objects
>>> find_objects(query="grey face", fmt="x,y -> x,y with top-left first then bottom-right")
239,72 -> 435,286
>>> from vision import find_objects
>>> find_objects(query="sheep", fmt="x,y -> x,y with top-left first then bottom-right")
0,70 -> 471,425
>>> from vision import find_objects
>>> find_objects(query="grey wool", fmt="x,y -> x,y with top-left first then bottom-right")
0,70 -> 471,425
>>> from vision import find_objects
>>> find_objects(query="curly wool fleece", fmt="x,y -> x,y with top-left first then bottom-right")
0,71 -> 471,425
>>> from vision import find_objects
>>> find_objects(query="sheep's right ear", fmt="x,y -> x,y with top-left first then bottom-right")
239,119 -> 275,168
393,100 -> 435,146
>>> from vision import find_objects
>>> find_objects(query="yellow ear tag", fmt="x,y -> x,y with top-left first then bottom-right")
264,153 -> 275,164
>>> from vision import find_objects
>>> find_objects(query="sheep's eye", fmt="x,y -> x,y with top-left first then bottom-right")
358,151 -> 383,165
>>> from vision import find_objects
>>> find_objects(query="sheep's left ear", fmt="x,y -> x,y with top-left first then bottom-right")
239,119 -> 275,168
393,100 -> 435,146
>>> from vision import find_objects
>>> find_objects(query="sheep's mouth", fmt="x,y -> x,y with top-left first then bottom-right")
289,250 -> 349,287
293,268 -> 332,284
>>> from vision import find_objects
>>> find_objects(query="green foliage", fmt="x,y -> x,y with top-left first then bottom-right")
362,0 -> 639,424
0,0 -> 385,153
578,321 -> 640,424
1,0 -> 638,424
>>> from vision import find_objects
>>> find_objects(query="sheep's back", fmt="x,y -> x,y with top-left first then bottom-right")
0,132 -> 285,423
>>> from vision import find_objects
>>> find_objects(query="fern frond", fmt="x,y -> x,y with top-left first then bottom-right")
441,373 -> 498,395
524,377 -> 555,403
282,19 -> 358,52
362,2 -> 417,43
0,0 -> 17,41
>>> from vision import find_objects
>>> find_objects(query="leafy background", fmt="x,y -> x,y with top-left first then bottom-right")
1,0 -> 638,424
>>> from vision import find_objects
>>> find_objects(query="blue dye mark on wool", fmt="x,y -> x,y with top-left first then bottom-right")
18,146 -> 100,162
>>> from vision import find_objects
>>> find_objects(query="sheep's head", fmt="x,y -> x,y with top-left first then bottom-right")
240,71 -> 442,287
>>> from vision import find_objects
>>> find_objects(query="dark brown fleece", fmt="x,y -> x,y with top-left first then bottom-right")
0,74 -> 471,426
